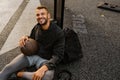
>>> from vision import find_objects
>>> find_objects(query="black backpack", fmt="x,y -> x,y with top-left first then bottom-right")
62,28 -> 83,63
55,28 -> 83,80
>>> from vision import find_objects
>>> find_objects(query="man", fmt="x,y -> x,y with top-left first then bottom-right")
0,6 -> 65,80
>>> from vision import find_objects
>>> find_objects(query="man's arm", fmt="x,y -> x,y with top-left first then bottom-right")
43,30 -> 65,70
33,65 -> 48,80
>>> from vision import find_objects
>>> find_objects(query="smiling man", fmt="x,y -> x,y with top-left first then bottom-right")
0,6 -> 65,80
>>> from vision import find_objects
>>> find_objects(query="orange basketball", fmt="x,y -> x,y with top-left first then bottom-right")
20,38 -> 39,56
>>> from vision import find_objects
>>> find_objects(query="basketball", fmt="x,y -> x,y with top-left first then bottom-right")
20,38 -> 39,56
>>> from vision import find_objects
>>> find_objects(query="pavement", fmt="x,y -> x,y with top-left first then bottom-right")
0,0 -> 120,80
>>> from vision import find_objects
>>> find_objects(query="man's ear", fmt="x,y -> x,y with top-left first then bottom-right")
48,13 -> 51,19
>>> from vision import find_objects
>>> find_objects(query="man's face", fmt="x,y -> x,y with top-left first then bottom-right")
36,9 -> 50,25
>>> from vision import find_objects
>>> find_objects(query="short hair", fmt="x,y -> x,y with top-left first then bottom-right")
36,6 -> 49,13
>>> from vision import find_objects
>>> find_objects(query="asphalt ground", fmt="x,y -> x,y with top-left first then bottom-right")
41,0 -> 120,80
0,0 -> 120,80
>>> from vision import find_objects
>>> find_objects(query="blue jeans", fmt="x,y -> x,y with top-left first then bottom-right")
26,55 -> 47,69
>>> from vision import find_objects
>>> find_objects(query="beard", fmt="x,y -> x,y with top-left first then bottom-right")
37,18 -> 48,25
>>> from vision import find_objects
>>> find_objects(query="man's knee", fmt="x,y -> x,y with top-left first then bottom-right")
4,64 -> 14,71
43,70 -> 54,80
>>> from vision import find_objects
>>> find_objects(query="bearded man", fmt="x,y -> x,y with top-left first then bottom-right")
0,6 -> 65,80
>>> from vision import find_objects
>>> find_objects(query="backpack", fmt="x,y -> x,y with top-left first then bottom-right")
62,28 -> 83,63
55,28 -> 83,80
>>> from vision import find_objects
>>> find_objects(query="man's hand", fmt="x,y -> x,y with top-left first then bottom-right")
19,36 -> 29,47
33,65 -> 48,80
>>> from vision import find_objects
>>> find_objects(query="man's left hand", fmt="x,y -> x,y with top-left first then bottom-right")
33,65 -> 48,80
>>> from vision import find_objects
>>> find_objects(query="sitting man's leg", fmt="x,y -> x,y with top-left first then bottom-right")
42,70 -> 54,80
0,54 -> 29,80
17,55 -> 54,80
